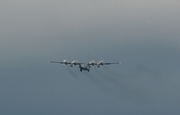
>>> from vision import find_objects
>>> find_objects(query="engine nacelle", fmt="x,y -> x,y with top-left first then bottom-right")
63,59 -> 69,65
71,60 -> 78,66
97,60 -> 104,67
89,60 -> 96,66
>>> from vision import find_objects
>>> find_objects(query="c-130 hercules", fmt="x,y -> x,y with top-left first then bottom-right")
50,60 -> 121,72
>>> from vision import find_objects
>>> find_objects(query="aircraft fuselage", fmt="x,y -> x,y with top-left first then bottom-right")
79,64 -> 90,72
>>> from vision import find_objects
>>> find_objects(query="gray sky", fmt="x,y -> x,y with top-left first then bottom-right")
1,0 -> 180,115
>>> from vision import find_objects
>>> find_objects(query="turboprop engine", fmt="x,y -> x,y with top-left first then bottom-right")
63,59 -> 69,65
97,60 -> 104,67
70,60 -> 78,67
88,60 -> 96,66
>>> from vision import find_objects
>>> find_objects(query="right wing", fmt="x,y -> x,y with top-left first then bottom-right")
102,62 -> 121,65
49,61 -> 71,64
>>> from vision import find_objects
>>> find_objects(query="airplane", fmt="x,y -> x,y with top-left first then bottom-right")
50,60 -> 121,72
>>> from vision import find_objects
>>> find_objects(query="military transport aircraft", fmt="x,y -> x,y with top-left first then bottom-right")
50,60 -> 121,72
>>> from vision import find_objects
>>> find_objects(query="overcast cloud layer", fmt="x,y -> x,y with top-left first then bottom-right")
0,0 -> 180,115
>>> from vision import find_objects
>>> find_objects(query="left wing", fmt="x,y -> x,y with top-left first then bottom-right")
50,61 -> 85,66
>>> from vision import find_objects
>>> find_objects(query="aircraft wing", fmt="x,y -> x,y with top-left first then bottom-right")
74,62 -> 85,65
103,62 -> 121,65
50,61 -> 85,65
49,61 -> 71,64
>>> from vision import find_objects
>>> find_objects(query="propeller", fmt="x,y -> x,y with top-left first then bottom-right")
63,59 -> 69,65
70,60 -> 78,67
88,60 -> 96,66
97,60 -> 104,67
